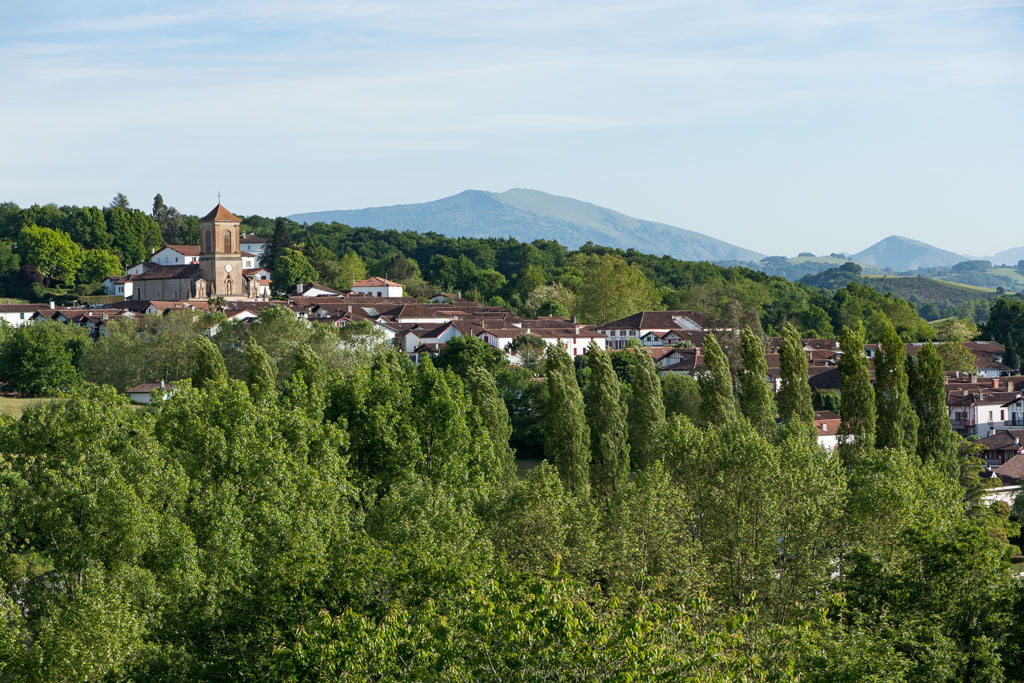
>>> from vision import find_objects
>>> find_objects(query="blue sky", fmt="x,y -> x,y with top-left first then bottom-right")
1,0 -> 1021,256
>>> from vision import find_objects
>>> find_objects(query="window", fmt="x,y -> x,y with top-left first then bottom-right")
223,230 -> 232,253
205,231 -> 212,252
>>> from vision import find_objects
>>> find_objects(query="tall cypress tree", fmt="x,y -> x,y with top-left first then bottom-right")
737,326 -> 776,436
777,322 -> 815,438
464,365 -> 516,482
874,316 -> 918,454
586,343 -> 629,497
838,325 -> 875,448
698,333 -> 735,426
543,344 -> 590,498
245,341 -> 277,397
260,217 -> 294,272
909,341 -> 957,463
191,336 -> 226,389
628,347 -> 665,471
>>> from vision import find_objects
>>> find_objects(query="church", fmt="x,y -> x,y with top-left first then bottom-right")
130,204 -> 263,301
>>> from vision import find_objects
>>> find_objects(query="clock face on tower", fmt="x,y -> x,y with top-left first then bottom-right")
224,264 -> 233,273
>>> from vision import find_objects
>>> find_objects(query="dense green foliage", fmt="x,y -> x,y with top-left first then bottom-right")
1,322 -> 1021,679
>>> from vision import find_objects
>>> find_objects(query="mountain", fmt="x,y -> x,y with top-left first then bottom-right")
850,236 -> 966,271
288,189 -> 765,262
989,247 -> 1024,266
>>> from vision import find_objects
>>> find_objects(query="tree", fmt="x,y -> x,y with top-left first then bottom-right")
17,224 -> 82,286
108,192 -> 130,209
337,251 -> 368,291
271,248 -> 318,296
838,325 -> 875,451
507,333 -> 547,372
874,315 -> 918,453
697,333 -> 735,426
908,342 -> 957,463
190,335 -> 227,389
0,321 -> 89,395
463,365 -> 515,482
585,344 -> 629,499
80,248 -> 122,284
777,322 -> 815,438
573,253 -> 661,325
104,206 -> 161,265
661,373 -> 701,422
737,327 -> 776,436
152,193 -> 188,244
245,341 -> 277,397
543,344 -> 590,497
261,217 -> 294,271
372,250 -> 421,283
434,335 -> 506,378
628,347 -> 665,471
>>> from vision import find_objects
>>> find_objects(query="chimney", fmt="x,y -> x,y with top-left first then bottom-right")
571,315 -> 577,324
970,373 -> 978,384
159,379 -> 166,389
1009,381 -> 1016,392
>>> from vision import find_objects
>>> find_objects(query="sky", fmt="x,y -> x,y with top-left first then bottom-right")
1,0 -> 1021,257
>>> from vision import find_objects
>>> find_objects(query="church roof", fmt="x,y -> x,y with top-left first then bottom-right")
131,263 -> 202,280
201,203 -> 242,222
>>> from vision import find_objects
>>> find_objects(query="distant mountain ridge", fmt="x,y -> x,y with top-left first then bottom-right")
851,235 -> 967,270
288,189 -> 765,263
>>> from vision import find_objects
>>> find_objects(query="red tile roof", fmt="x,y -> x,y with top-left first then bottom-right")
162,244 -> 201,256
201,204 -> 242,222
353,276 -> 403,288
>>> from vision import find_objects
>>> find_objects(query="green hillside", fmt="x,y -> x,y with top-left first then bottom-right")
864,275 -> 998,305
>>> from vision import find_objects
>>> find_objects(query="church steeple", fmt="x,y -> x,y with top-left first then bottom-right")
199,203 -> 244,296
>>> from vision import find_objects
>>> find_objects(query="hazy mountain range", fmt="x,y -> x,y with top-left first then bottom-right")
289,189 -> 765,263
289,189 -> 1018,272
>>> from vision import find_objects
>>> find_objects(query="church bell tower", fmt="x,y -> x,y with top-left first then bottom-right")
199,203 -> 245,297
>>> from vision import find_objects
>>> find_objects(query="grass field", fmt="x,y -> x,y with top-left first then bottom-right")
863,274 -> 997,293
0,397 -> 57,418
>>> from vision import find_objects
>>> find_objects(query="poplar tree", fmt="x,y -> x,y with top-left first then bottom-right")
909,342 -> 957,463
698,333 -> 735,426
289,342 -> 327,418
464,365 -> 516,482
838,325 -> 875,448
628,347 -> 665,471
737,327 -> 776,436
777,322 -> 815,436
874,316 -> 918,454
245,341 -> 277,397
191,335 -> 226,389
543,344 -> 591,498
585,343 -> 629,498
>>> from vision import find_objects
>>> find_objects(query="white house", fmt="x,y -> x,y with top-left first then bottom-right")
125,380 -> 175,404
352,277 -> 404,298
597,310 -> 708,350
240,234 -> 268,260
152,245 -> 200,266
814,411 -> 841,450
479,326 -> 606,363
102,275 -> 134,298
0,303 -> 51,328
294,282 -> 343,297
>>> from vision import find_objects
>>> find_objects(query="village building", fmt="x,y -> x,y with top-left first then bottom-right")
351,277 -> 405,298
596,310 -> 708,350
130,204 -> 258,301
